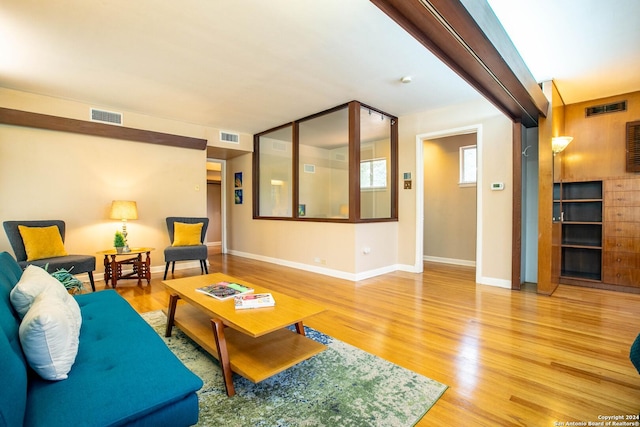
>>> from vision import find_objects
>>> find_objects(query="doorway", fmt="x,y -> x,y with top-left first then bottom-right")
415,125 -> 482,283
423,134 -> 477,267
206,159 -> 226,254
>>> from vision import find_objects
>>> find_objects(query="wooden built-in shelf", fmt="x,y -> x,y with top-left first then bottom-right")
556,181 -> 604,283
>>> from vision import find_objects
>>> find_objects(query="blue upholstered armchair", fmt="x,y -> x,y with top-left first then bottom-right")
3,220 -> 96,292
163,217 -> 209,280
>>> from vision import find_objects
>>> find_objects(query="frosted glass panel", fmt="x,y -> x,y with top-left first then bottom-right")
298,108 -> 349,219
360,106 -> 391,219
258,126 -> 293,217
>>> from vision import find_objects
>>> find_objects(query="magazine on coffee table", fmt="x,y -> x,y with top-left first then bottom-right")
196,281 -> 253,301
234,293 -> 276,309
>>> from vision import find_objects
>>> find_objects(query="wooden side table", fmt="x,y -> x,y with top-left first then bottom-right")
98,247 -> 154,288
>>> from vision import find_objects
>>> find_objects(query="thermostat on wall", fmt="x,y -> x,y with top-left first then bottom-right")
491,182 -> 505,191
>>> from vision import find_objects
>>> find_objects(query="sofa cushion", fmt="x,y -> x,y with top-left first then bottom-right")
25,290 -> 203,427
18,225 -> 68,261
19,286 -> 81,380
10,265 -> 81,326
172,222 -> 203,246
0,330 -> 27,427
0,252 -> 23,330
0,252 -> 23,291
0,252 -> 27,427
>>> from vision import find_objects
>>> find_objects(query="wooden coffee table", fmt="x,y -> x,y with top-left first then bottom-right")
162,273 -> 326,396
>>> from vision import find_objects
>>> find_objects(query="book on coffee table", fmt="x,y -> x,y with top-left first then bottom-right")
234,293 -> 276,310
196,281 -> 253,301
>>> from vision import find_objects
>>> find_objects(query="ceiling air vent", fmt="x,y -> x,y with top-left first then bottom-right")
90,108 -> 122,125
627,120 -> 640,173
220,131 -> 239,144
585,100 -> 627,117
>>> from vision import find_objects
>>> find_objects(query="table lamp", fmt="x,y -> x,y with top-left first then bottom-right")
110,200 -> 138,253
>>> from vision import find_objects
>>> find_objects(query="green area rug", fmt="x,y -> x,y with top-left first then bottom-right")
142,310 -> 447,427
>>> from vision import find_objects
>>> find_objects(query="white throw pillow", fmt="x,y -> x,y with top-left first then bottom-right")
19,287 -> 81,380
10,265 -> 81,328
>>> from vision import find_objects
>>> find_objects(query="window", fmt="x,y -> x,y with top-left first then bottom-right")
298,107 -> 349,219
360,158 -> 387,189
459,145 -> 477,186
359,106 -> 392,219
253,101 -> 397,222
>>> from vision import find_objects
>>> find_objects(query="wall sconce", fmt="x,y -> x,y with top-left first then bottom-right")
109,200 -> 138,253
552,136 -> 573,155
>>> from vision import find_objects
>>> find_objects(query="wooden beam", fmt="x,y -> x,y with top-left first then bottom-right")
0,107 -> 207,150
370,0 -> 548,127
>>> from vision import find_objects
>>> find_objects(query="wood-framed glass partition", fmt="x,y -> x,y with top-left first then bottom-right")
253,100 -> 398,222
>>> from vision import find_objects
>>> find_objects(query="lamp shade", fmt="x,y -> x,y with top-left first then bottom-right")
552,136 -> 573,154
110,200 -> 138,220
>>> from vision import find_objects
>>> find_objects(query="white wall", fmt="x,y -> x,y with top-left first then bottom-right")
0,88 -> 252,280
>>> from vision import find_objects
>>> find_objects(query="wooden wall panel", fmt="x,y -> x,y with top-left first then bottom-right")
563,91 -> 640,181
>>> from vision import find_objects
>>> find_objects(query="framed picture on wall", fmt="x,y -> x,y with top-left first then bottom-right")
235,189 -> 243,204
298,204 -> 306,216
234,172 -> 242,188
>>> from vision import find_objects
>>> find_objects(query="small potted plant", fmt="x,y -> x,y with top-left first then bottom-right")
114,230 -> 126,253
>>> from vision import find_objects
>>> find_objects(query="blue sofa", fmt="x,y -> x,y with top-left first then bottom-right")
0,251 -> 203,427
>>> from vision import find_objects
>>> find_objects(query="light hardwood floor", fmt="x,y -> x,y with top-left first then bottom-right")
104,253 -> 640,426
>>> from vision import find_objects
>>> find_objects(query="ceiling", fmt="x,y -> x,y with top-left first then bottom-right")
487,0 -> 640,106
1,0 -> 639,136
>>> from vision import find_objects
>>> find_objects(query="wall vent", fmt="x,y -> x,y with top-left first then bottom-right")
585,100 -> 627,117
220,131 -> 239,144
90,108 -> 122,125
272,141 -> 287,151
627,121 -> 640,173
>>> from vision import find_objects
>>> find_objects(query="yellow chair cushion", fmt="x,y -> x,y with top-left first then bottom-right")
172,222 -> 203,246
18,225 -> 68,261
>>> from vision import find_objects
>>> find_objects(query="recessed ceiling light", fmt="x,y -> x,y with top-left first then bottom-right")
400,76 -> 412,84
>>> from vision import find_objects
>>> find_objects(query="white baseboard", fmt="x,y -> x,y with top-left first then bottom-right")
395,263 -> 422,273
477,276 -> 512,289
228,250 -> 404,282
423,256 -> 476,267
78,255 -> 510,289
